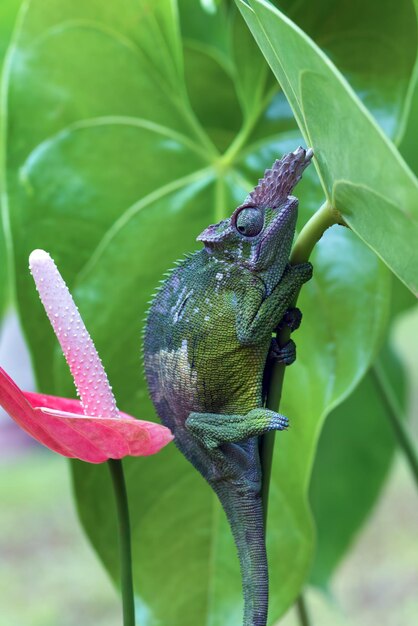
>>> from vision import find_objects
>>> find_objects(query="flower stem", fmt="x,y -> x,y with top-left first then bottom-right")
108,459 -> 136,626
371,361 -> 418,486
262,200 -> 338,525
296,594 -> 312,626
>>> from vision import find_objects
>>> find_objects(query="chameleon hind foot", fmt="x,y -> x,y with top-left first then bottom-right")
186,408 -> 289,450
269,338 -> 296,365
277,307 -> 302,332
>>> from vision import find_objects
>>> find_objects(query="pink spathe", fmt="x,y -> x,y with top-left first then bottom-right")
0,369 -> 172,463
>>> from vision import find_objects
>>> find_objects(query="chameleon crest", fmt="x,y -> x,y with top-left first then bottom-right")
144,147 -> 313,626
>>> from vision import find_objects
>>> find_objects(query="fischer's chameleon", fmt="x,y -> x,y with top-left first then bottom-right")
144,147 -> 313,626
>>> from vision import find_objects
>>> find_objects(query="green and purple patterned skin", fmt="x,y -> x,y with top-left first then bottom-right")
144,147 -> 313,626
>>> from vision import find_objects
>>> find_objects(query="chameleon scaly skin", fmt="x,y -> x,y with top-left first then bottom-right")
144,147 -> 313,626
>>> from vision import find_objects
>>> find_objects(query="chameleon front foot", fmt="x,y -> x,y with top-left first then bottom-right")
186,408 -> 289,450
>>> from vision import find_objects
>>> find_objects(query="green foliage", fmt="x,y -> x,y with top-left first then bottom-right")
2,0 -> 417,624
0,0 -> 21,61
275,0 -> 417,140
308,271 -> 416,589
399,64 -> 418,174
0,0 -> 22,319
309,343 -> 406,588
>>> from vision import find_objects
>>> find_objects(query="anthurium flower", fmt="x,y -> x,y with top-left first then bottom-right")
0,250 -> 173,463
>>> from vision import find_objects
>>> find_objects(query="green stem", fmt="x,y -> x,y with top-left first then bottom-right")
371,361 -> 418,486
296,594 -> 312,626
291,200 -> 340,264
108,459 -> 136,626
262,200 -> 338,526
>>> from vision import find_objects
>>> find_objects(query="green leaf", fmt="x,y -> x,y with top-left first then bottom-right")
307,272 -> 415,588
399,65 -> 418,174
4,1 -> 396,624
274,0 -> 418,139
309,343 -> 407,588
0,0 -> 22,319
183,41 -> 242,151
399,0 -> 418,175
4,0 -> 215,391
179,0 -> 277,151
238,0 -> 418,296
0,0 -> 22,62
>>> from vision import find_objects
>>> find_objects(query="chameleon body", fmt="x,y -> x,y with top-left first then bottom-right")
144,147 -> 313,626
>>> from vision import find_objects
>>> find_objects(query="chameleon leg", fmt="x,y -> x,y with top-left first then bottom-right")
185,408 -> 288,450
237,262 -> 312,345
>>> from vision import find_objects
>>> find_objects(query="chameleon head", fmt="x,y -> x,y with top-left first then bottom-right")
197,147 -> 313,289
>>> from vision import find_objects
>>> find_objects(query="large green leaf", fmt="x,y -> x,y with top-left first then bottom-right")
309,343 -> 407,588
4,0 -> 215,391
398,2 -> 418,174
238,0 -> 418,296
308,273 -> 416,588
0,0 -> 21,62
3,0 -> 405,623
274,0 -> 417,139
0,0 -> 22,320
399,68 -> 418,174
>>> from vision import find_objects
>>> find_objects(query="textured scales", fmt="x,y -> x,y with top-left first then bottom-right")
144,147 -> 313,626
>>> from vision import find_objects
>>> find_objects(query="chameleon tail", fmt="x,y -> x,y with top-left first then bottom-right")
214,483 -> 268,626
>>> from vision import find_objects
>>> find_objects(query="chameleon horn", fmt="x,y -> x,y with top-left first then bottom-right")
244,146 -> 313,209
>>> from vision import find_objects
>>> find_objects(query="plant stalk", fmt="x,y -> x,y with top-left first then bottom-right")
108,459 -> 136,626
262,200 -> 337,525
371,361 -> 418,486
296,594 -> 312,626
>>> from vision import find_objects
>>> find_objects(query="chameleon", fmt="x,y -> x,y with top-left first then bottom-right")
144,147 -> 313,626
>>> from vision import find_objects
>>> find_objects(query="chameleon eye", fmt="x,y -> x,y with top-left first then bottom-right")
235,208 -> 264,237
